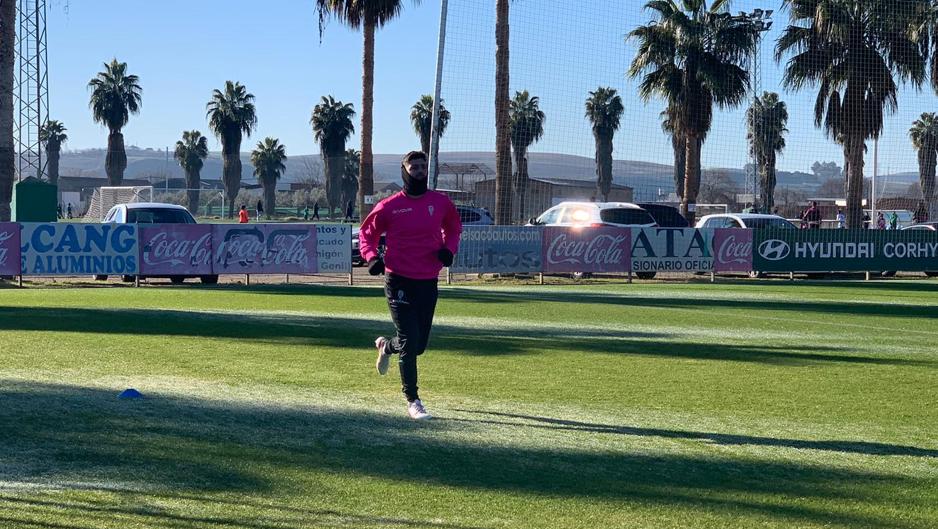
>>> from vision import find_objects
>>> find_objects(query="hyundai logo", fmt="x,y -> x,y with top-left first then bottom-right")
758,239 -> 790,261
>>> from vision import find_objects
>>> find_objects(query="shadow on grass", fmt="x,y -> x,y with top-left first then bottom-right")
0,381 -> 924,528
452,411 -> 938,458
213,283 -> 938,321
0,306 -> 925,367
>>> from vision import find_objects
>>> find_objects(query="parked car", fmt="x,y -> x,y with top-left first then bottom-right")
528,201 -> 657,228
352,204 -> 493,266
695,213 -> 798,230
98,202 -> 218,284
528,201 -> 657,279
637,203 -> 689,228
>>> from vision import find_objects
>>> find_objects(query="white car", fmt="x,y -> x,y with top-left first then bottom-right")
529,201 -> 657,228
695,213 -> 797,230
99,202 -> 218,284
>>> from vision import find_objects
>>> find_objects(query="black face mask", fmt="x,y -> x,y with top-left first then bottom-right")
401,164 -> 428,196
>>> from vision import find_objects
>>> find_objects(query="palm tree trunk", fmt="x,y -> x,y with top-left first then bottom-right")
420,129 -> 431,157
672,133 -> 685,199
920,145 -> 937,221
0,0 -> 14,221
844,137 -> 864,229
324,151 -> 343,220
47,145 -> 60,186
760,153 -> 776,214
682,133 -> 701,224
106,131 -> 128,187
264,176 -> 275,220
494,0 -> 512,225
222,139 -> 242,219
358,15 -> 375,219
595,133 -> 613,202
512,147 -> 528,223
186,168 -> 201,215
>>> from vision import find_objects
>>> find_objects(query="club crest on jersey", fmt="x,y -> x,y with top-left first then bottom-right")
428,205 -> 435,216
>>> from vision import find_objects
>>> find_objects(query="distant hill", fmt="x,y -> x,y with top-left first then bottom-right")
56,147 -> 919,200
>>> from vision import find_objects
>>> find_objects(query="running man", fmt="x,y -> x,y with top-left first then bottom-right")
358,150 -> 462,420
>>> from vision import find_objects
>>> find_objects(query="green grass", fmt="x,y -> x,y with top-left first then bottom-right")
0,280 -> 936,528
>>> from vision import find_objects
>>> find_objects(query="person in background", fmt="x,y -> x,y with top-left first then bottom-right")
304,205 -> 310,221
239,204 -> 250,224
803,201 -> 821,229
889,211 -> 899,230
313,201 -> 320,220
836,209 -> 846,229
66,203 -> 73,219
57,203 -> 63,219
256,199 -> 264,221
863,212 -> 872,230
344,200 -> 354,222
877,212 -> 887,230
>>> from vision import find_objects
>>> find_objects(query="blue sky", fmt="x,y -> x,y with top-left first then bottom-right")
47,0 -> 938,175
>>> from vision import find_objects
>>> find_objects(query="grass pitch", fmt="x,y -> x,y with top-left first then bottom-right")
0,280 -> 936,528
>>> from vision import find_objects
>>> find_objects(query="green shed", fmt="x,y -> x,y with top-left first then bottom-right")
12,177 -> 58,222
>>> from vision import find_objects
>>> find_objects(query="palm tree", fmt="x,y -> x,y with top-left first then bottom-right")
410,94 -> 451,189
315,0 -> 420,218
495,0 -> 512,225
777,0 -> 931,228
88,59 -> 142,187
509,90 -> 545,222
746,92 -> 788,214
206,81 -> 257,218
39,120 -> 68,187
0,0 -> 14,220
910,113 -> 938,220
629,0 -> 759,223
311,96 -> 355,220
661,105 -> 694,201
174,130 -> 209,214
251,137 -> 288,220
343,148 -> 361,215
585,87 -> 624,202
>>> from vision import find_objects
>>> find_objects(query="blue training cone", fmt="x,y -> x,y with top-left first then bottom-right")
117,388 -> 144,399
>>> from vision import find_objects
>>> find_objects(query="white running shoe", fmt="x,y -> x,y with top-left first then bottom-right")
375,336 -> 390,375
407,399 -> 432,420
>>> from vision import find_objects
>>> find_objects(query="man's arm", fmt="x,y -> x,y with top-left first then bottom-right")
359,203 -> 386,263
441,200 -> 463,255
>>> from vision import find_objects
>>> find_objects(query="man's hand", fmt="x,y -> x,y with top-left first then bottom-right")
437,248 -> 454,267
367,258 -> 385,276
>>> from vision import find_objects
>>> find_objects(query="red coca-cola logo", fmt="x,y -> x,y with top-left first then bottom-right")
546,233 -> 626,266
266,232 -> 311,266
716,234 -> 752,264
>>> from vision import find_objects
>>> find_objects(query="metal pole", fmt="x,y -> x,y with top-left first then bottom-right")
428,0 -> 448,188
870,138 -> 879,228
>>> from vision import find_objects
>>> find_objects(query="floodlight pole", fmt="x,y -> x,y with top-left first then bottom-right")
428,0 -> 448,189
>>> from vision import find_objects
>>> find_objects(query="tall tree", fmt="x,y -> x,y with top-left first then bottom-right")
585,87 -> 624,202
910,112 -> 938,220
0,0 -> 13,220
410,94 -> 450,189
746,92 -> 788,213
343,148 -> 361,214
509,90 -> 545,222
39,120 -> 68,187
311,95 -> 355,220
660,106 -> 685,200
777,0 -> 932,228
88,59 -> 142,187
173,130 -> 209,214
495,0 -> 512,224
315,0 -> 420,219
206,81 -> 257,218
251,137 -> 288,220
629,0 -> 759,223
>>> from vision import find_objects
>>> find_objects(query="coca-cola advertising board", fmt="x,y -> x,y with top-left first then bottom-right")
212,224 -> 318,274
541,227 -> 630,273
0,223 -> 20,275
631,228 -> 715,273
712,229 -> 753,272
139,225 -> 213,275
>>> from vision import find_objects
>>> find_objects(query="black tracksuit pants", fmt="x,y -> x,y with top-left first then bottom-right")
382,273 -> 439,402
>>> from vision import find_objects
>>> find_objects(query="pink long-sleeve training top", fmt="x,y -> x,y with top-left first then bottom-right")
359,190 -> 463,280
